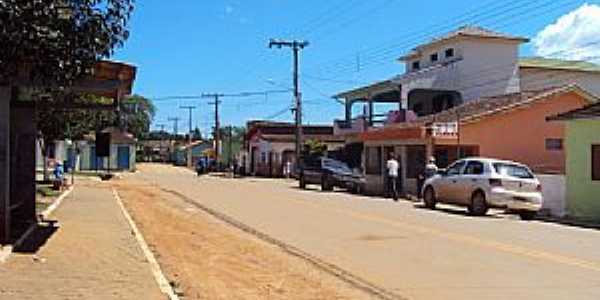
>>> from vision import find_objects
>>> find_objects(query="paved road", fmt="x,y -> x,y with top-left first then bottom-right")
132,164 -> 600,300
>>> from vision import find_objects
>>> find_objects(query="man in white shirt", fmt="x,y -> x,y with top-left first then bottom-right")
386,153 -> 399,201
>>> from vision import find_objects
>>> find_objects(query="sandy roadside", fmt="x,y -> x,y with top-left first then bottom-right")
113,177 -> 375,300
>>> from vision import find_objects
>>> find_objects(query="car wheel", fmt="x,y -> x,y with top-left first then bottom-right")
423,186 -> 437,209
519,211 -> 537,220
299,175 -> 306,189
469,191 -> 488,216
321,175 -> 333,191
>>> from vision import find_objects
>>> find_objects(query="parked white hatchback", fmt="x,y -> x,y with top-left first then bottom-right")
421,157 -> 543,220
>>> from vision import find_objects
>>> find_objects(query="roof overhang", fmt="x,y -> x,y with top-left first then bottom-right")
334,79 -> 399,100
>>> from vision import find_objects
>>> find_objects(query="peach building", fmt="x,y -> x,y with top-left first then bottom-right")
358,84 -> 597,196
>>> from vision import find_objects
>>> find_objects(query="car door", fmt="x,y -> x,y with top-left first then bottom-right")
456,160 -> 485,205
437,160 -> 466,203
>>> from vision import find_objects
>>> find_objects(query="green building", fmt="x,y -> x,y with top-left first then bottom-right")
550,102 -> 600,221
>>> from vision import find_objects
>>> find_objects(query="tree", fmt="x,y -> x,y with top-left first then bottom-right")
35,94 -> 154,179
120,95 -> 156,139
0,0 -> 134,87
191,127 -> 203,141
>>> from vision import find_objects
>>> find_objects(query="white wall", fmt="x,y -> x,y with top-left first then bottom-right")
537,174 -> 566,217
398,39 -> 521,105
520,68 -> 600,96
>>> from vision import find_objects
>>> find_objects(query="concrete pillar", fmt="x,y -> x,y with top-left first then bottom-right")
368,98 -> 374,126
399,145 -> 407,194
0,87 -> 11,244
345,99 -> 352,124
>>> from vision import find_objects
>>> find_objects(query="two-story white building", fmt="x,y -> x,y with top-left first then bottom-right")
334,26 -> 600,135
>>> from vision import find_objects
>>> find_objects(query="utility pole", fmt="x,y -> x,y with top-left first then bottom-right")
168,117 -> 180,163
202,93 -> 224,169
269,39 -> 309,170
228,125 -> 234,170
155,124 -> 166,163
180,106 -> 196,168
168,117 -> 180,136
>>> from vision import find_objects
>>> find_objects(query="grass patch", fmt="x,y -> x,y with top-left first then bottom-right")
37,186 -> 60,197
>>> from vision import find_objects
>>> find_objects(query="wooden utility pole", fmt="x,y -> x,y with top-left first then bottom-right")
228,125 -> 234,169
168,117 -> 180,163
180,106 -> 196,168
157,124 -> 166,163
202,93 -> 224,168
168,117 -> 180,136
269,39 -> 309,170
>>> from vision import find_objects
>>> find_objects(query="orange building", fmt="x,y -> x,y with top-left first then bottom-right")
458,85 -> 596,174
358,84 -> 597,195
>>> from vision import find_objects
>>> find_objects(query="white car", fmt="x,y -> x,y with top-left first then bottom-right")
421,158 -> 543,220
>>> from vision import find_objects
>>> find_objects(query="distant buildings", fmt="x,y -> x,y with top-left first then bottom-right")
242,121 -> 344,177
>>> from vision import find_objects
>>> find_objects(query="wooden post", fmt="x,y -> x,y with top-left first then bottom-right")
0,87 -> 11,244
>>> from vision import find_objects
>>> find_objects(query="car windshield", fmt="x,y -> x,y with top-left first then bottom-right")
322,159 -> 352,173
493,163 -> 534,179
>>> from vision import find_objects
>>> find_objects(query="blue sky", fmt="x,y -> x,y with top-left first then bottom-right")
113,0 -> 600,136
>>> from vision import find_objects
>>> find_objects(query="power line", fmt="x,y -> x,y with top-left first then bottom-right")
310,0 -> 579,76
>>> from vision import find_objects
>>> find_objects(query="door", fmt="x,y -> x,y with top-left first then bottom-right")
456,160 -> 485,205
117,146 -> 130,170
89,146 -> 98,170
437,160 -> 466,203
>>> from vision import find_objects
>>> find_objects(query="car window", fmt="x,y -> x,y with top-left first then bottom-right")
493,163 -> 534,179
464,161 -> 485,175
447,160 -> 466,176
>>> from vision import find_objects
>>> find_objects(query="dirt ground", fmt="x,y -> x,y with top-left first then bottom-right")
113,177 -> 373,300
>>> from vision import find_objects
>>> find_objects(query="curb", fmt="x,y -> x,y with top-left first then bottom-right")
41,187 -> 74,220
112,188 -> 180,300
0,187 -> 74,263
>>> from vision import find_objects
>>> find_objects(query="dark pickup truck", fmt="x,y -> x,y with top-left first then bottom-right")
298,157 -> 365,194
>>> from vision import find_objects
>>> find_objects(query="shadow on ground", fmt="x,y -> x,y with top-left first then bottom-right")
13,224 -> 58,253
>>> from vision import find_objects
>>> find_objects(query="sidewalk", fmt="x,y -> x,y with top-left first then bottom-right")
0,180 -> 165,300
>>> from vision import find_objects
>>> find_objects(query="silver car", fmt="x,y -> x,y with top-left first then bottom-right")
421,158 -> 543,220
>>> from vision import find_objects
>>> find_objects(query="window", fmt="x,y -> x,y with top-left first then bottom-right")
546,138 -> 563,151
430,53 -> 438,62
260,152 -> 266,163
493,163 -> 534,179
445,48 -> 454,58
593,145 -> 600,181
365,147 -> 382,175
464,161 -> 485,175
447,160 -> 466,176
412,60 -> 420,70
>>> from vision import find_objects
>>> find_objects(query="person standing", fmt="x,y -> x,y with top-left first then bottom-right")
424,156 -> 438,179
418,156 -> 438,198
386,153 -> 399,201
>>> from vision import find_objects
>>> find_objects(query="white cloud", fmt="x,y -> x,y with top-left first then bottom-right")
533,3 -> 600,62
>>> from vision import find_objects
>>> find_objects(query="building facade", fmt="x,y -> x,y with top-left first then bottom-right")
243,121 -> 344,177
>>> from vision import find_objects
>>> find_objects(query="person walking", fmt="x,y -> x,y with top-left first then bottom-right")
386,153 -> 400,201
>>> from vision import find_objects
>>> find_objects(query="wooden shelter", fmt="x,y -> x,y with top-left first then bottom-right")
0,60 -> 136,244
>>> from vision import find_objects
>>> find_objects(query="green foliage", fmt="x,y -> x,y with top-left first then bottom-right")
303,139 -> 327,157
0,0 -> 134,86
121,95 -> 156,139
36,94 -> 155,154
